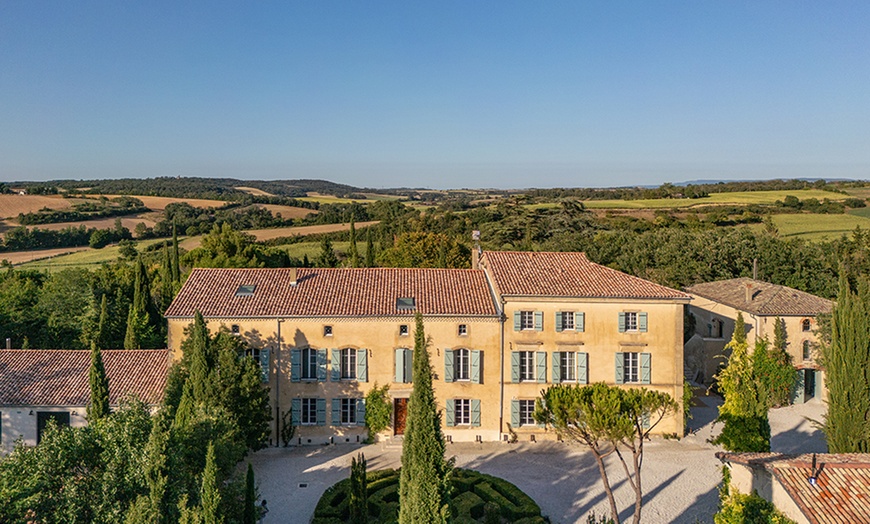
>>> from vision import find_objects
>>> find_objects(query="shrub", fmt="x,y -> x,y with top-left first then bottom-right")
365,383 -> 392,441
453,491 -> 486,520
715,466 -> 796,524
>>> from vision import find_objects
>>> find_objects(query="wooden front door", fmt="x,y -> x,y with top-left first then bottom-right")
394,398 -> 408,435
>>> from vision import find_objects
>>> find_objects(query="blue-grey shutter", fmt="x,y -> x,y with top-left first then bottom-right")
615,353 -> 625,384
513,311 -> 522,331
446,400 -> 455,427
536,351 -> 547,383
316,398 -> 326,426
576,312 -> 585,332
317,349 -> 328,381
291,398 -> 301,426
290,349 -> 301,382
534,311 -> 543,331
406,350 -> 414,383
578,352 -> 588,384
444,349 -> 454,383
471,350 -> 481,384
641,411 -> 651,431
357,349 -> 368,382
551,352 -> 561,383
471,399 -> 481,427
555,312 -> 563,332
259,348 -> 270,383
618,313 -> 626,333
395,348 -> 405,383
511,352 -> 520,383
356,399 -> 366,427
330,349 -> 340,381
640,353 -> 651,384
331,399 -> 341,426
792,370 -> 805,404
639,312 -> 648,333
510,400 -> 520,427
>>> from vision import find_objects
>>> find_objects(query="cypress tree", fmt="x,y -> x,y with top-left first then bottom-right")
823,273 -> 870,452
96,294 -> 109,349
243,463 -> 256,524
350,453 -> 368,524
161,241 -> 174,311
365,228 -> 375,268
187,311 -> 212,403
399,313 -> 452,524
348,219 -> 360,268
124,306 -> 142,350
87,342 -> 110,421
171,222 -> 181,283
317,238 -> 339,268
200,442 -> 222,524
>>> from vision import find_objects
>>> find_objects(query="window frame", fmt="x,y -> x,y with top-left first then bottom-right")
340,348 -> 357,380
802,319 -> 812,332
301,347 -> 318,380
340,398 -> 357,425
624,312 -> 639,332
323,325 -> 333,337
802,340 -> 812,361
560,351 -> 576,382
454,399 -> 471,426
301,398 -> 317,426
560,311 -> 575,331
399,324 -> 409,336
518,351 -> 535,382
623,352 -> 640,383
458,324 -> 468,336
454,348 -> 470,381
518,399 -> 536,426
520,310 -> 535,330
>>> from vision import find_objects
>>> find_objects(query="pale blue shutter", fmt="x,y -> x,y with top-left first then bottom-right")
444,349 -> 454,382
331,399 -> 341,425
395,348 -> 405,383
406,350 -> 414,382
513,311 -> 522,331
290,349 -> 301,382
356,399 -> 366,427
555,312 -> 563,332
259,348 -> 270,383
330,349 -> 340,381
641,411 -> 651,431
576,312 -> 585,332
357,349 -> 368,382
618,313 -> 626,333
511,352 -> 520,383
291,398 -> 301,426
316,398 -> 326,426
578,352 -> 588,384
510,400 -> 520,427
551,352 -> 561,383
640,353 -> 651,384
446,400 -> 455,427
615,353 -> 625,384
534,311 -> 543,331
639,312 -> 648,333
471,350 -> 481,384
471,399 -> 481,427
317,349 -> 328,381
536,352 -> 547,383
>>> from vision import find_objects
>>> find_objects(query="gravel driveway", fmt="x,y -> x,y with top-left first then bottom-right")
247,395 -> 827,524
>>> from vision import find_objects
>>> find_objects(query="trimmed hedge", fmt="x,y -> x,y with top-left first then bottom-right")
313,467 -> 543,523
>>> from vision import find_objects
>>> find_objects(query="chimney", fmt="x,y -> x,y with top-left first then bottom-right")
753,258 -> 758,280
5,338 -> 10,350
471,231 -> 481,270
289,267 -> 298,286
745,283 -> 753,303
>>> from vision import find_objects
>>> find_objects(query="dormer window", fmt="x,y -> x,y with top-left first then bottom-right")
396,297 -> 415,310
235,285 -> 256,297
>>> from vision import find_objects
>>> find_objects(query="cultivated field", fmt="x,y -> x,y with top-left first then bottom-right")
0,213 -> 160,234
15,238 -> 168,271
99,195 -> 226,210
747,212 -> 870,241
582,189 -> 847,209
0,194 -> 77,218
178,221 -> 379,250
1,246 -> 92,265
274,241 -> 370,260
234,186 -> 274,196
252,204 -> 315,219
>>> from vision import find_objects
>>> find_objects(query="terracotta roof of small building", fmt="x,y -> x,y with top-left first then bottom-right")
481,251 -> 690,300
687,278 -> 833,316
0,349 -> 169,406
165,268 -> 499,318
717,452 -> 870,524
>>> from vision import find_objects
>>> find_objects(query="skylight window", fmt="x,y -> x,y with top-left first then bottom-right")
235,285 -> 256,297
396,297 -> 415,310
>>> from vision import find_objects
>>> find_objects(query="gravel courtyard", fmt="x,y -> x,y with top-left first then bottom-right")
248,395 -> 827,524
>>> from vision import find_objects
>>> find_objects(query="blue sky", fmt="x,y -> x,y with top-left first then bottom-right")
1,2 -> 868,189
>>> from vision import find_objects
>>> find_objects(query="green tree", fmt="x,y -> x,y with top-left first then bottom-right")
95,294 -> 110,349
378,232 -> 471,269
200,442 -> 222,524
535,383 -> 677,524
317,237 -> 339,268
171,222 -> 181,283
398,313 -> 453,524
350,452 -> 368,524
761,317 -> 796,408
364,382 -> 391,441
87,342 -> 110,421
365,227 -> 376,267
348,219 -> 361,268
243,463 -> 257,524
822,274 -> 870,452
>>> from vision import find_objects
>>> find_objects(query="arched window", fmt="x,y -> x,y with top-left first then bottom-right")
802,340 -> 811,361
454,348 -> 470,381
802,319 -> 812,332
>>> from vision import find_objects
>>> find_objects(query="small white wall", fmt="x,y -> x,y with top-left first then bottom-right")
1,406 -> 88,454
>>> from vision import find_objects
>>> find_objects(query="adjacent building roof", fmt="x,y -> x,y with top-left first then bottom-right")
0,349 -> 169,406
686,278 -> 833,316
165,268 -> 499,318
718,452 -> 870,524
481,251 -> 690,300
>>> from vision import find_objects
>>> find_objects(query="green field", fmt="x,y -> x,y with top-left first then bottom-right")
583,189 -> 847,209
747,212 -> 870,241
273,241 -> 370,261
18,238 -> 168,271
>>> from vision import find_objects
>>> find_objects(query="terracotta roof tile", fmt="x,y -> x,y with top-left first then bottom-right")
687,278 -> 833,316
0,350 -> 169,406
481,251 -> 690,300
165,268 -> 498,318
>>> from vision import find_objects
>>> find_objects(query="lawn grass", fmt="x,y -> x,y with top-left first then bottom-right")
583,189 -> 846,209
746,212 -> 870,241
17,238 -> 167,271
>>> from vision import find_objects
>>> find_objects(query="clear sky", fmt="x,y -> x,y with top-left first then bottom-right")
1,2 -> 868,189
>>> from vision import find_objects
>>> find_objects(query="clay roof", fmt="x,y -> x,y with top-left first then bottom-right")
687,278 -> 832,316
165,268 -> 498,318
717,452 -> 870,524
481,251 -> 689,300
0,350 -> 169,406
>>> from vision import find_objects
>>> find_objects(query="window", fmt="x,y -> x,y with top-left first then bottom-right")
399,325 -> 409,336
341,398 -> 357,425
519,351 -> 535,381
231,324 -> 240,335
560,312 -> 575,331
624,312 -> 638,331
454,349 -> 470,381
802,319 -> 812,332
803,340 -> 812,361
560,352 -> 576,382
396,297 -> 415,310
520,311 -> 535,330
36,412 -> 70,444
458,324 -> 467,336
341,348 -> 357,380
454,399 -> 470,425
301,347 -> 318,380
301,398 -> 317,425
324,325 -> 333,336
619,312 -> 648,333
624,352 -> 640,383
396,348 -> 413,383
711,318 -> 723,338
519,399 -> 536,426
235,284 -> 256,297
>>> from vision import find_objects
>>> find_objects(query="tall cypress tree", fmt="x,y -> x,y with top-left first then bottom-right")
348,219 -> 360,268
171,222 -> 181,284
243,463 -> 256,524
823,273 -> 870,452
200,442 -> 222,524
365,228 -> 375,268
161,241 -> 174,311
350,452 -> 368,524
87,342 -> 110,421
399,313 -> 452,524
96,294 -> 110,349
186,311 -> 212,404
